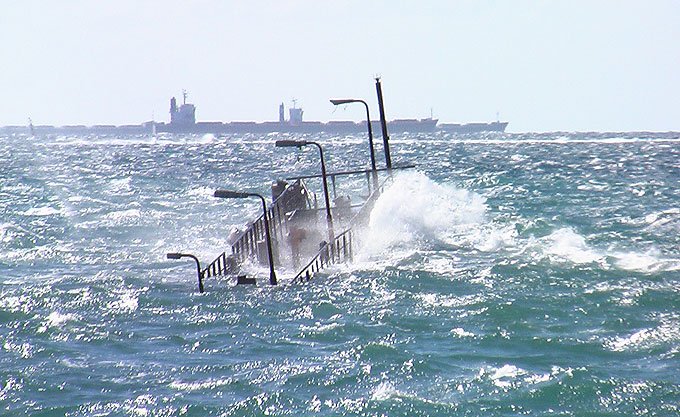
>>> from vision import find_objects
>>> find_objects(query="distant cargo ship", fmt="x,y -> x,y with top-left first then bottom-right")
160,92 -> 447,134
1,91 -> 508,135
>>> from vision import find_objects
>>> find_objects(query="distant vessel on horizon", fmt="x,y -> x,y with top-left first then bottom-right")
161,92 -> 508,135
1,92 -> 508,135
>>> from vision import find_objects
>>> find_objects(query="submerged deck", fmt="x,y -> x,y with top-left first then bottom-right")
197,165 -> 412,287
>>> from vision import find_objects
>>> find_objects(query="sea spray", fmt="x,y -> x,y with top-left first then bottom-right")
361,171 -> 487,256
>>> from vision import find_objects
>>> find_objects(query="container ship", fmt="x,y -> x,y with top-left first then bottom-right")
1,92 -> 508,135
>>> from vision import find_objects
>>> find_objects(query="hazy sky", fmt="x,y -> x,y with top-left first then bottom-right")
2,0 -> 679,132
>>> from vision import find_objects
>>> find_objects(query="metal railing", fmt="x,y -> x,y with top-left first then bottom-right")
289,172 -> 400,283
293,229 -> 354,283
202,180 -> 309,279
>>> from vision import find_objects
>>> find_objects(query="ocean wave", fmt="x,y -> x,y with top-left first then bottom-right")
362,171 -> 488,256
524,227 -> 679,273
604,313 -> 680,352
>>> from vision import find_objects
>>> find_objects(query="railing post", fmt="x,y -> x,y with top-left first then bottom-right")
349,232 -> 353,262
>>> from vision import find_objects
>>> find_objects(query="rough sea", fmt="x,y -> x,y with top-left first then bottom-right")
1,131 -> 678,416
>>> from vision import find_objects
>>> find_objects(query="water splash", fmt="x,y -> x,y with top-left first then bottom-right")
361,171 -> 487,257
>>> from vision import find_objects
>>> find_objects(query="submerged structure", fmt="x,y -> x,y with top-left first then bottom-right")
167,78 -> 415,289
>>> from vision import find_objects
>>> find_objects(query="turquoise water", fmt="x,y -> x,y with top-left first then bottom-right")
1,132 -> 678,416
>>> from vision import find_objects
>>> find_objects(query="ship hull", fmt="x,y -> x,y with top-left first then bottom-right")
439,121 -> 508,134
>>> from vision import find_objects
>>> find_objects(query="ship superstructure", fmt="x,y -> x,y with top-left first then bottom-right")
169,90 -> 196,127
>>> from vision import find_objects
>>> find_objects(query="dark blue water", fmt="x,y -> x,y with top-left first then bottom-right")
1,132 -> 678,416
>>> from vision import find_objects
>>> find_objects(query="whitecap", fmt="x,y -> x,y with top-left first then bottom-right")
371,381 -> 401,401
605,244 -> 680,273
169,378 -> 234,391
451,327 -> 475,338
300,321 -> 341,334
489,364 -> 526,388
418,293 -> 484,309
541,228 -> 605,265
37,311 -> 78,333
611,249 -> 667,273
22,206 -> 61,216
644,208 -> 680,229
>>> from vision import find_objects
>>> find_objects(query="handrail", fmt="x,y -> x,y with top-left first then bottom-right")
285,163 -> 415,181
292,228 -> 354,283
289,173 -> 397,283
202,179 -> 309,279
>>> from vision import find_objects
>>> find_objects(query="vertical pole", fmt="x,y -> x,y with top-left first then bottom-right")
311,142 -> 334,241
257,195 -> 278,285
186,254 -> 204,293
360,99 -> 379,189
375,77 -> 392,170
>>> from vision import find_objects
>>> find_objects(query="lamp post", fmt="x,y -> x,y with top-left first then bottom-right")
329,99 -> 378,189
166,252 -> 204,293
213,190 -> 278,285
375,77 -> 392,170
275,139 -> 334,241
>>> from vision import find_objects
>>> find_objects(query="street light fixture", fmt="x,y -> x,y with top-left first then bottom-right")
330,98 -> 379,190
166,252 -> 204,293
275,139 -> 334,241
213,190 -> 278,285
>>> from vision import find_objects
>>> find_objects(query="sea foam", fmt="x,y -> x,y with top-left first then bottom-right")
362,171 -> 487,256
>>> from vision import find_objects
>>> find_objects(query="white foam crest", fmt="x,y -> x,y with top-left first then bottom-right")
478,364 -> 565,390
643,208 -> 680,229
451,327 -> 475,338
197,133 -> 217,143
37,311 -> 78,333
539,228 -> 606,266
610,248 -> 680,273
528,227 -> 679,273
489,364 -> 526,388
2,341 -> 36,359
371,381 -> 402,401
577,181 -> 610,192
169,378 -> 234,392
4,245 -> 58,263
361,171 -> 487,256
21,206 -> 61,216
418,292 -> 485,309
